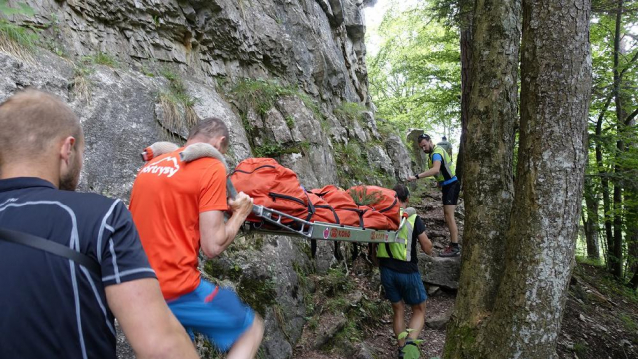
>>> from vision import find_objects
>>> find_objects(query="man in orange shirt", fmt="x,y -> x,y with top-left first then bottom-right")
129,117 -> 263,358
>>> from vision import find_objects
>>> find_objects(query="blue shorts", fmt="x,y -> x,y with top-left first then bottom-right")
167,280 -> 255,352
380,266 -> 427,305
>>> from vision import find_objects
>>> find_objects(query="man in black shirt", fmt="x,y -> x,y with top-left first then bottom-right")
0,90 -> 198,359
374,184 -> 432,357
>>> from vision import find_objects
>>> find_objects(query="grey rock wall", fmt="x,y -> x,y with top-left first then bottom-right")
0,0 -> 414,357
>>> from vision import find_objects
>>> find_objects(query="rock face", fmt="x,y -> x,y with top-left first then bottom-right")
0,0 -> 415,357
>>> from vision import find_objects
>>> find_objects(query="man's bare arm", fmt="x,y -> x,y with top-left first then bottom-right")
200,191 -> 253,258
105,278 -> 198,359
408,161 -> 441,181
418,232 -> 433,256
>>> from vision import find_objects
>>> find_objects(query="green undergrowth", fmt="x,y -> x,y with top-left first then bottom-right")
333,141 -> 394,187
203,259 -> 277,317
157,67 -> 198,140
82,51 -> 118,67
574,262 -> 638,304
253,139 -> 310,158
302,265 -> 392,356
333,101 -> 366,124
0,1 -> 37,61
231,78 -> 320,117
228,78 -> 323,159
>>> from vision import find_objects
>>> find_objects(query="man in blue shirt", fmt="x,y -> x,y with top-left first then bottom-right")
0,90 -> 198,359
408,133 -> 461,257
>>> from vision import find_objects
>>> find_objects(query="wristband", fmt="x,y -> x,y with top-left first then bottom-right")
414,173 -> 420,179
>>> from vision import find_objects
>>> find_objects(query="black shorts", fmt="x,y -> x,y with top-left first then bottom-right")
442,180 -> 460,205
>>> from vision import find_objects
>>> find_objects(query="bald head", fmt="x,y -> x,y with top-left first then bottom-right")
0,89 -> 82,166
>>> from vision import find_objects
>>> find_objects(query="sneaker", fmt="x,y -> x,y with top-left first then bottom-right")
439,245 -> 460,257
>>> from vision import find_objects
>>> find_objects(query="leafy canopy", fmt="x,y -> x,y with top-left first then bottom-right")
367,0 -> 461,138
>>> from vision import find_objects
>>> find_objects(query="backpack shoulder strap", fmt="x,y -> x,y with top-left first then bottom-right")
0,228 -> 101,275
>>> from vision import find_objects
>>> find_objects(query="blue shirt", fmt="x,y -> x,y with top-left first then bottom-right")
0,177 -> 156,359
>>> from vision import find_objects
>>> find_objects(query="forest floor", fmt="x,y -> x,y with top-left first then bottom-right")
293,185 -> 638,359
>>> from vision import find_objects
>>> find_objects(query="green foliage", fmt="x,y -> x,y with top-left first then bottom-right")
619,313 -> 637,332
333,101 -> 366,124
231,78 -> 319,117
0,0 -> 34,16
367,0 -> 460,137
237,276 -> 277,317
575,255 -> 605,268
285,115 -> 295,129
253,140 -> 284,158
348,186 -> 382,206
333,141 -> 396,187
157,68 -> 198,139
333,141 -> 374,186
82,52 -> 118,67
585,3 -> 638,281
321,267 -> 354,296
0,1 -> 37,60
573,341 -> 588,356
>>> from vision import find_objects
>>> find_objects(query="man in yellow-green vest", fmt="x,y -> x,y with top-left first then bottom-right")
374,184 -> 432,358
408,133 -> 461,257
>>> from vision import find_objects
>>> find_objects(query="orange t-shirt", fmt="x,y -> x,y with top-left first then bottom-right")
129,148 -> 228,299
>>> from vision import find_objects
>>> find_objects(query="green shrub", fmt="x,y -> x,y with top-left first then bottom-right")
157,68 -> 199,139
253,141 -> 284,158
0,22 -> 37,60
285,115 -> 295,129
334,101 -> 367,123
231,78 -> 320,118
71,63 -> 94,102
82,52 -> 118,67
0,1 -> 38,60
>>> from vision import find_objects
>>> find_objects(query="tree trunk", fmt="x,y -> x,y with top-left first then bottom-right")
584,175 -> 600,259
625,102 -> 638,288
611,0 -> 624,278
596,108 -> 614,270
455,0 -> 473,184
443,0 -> 520,357
445,0 -> 592,357
480,1 -> 592,357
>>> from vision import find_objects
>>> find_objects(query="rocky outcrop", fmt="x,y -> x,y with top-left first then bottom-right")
418,254 -> 461,290
0,0 -> 415,357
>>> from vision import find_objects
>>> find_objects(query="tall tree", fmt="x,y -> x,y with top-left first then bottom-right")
445,0 -> 592,357
588,0 -> 638,280
583,171 -> 601,260
443,0 -> 520,355
611,0 -> 625,278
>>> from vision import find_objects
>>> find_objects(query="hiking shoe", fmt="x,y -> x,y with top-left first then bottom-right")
439,245 -> 460,257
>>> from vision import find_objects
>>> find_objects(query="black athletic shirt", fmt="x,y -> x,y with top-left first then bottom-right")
379,215 -> 426,273
0,177 -> 157,359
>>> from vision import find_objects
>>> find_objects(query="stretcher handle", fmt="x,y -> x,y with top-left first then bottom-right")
226,178 -> 238,199
226,178 -> 261,216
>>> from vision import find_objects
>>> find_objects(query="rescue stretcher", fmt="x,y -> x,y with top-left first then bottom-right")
243,203 -> 407,245
142,141 -> 407,245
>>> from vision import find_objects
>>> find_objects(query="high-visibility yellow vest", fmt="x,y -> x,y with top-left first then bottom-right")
376,211 -> 416,261
429,146 -> 456,184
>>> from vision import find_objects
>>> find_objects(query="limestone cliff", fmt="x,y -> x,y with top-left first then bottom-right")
0,0 -> 412,357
